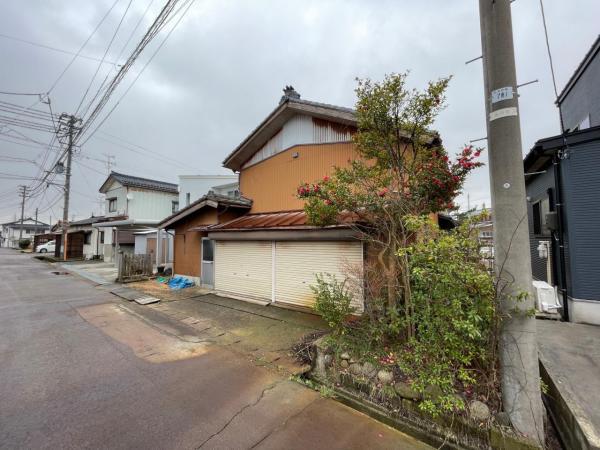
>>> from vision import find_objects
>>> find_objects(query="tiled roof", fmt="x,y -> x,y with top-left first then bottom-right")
69,216 -> 106,226
158,192 -> 252,228
102,171 -> 178,194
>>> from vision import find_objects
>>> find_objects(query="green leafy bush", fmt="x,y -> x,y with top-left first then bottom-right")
311,273 -> 355,336
398,216 -> 496,413
18,239 -> 31,249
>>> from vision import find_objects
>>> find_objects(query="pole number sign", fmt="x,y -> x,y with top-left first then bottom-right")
491,87 -> 514,104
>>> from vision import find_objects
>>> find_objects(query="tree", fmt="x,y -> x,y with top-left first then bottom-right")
298,73 -> 482,339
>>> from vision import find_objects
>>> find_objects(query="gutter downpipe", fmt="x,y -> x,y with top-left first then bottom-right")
552,150 -> 569,322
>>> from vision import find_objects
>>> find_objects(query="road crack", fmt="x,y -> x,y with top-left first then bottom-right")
196,380 -> 284,448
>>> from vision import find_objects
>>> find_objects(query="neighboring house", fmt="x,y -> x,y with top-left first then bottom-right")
524,125 -> 600,325
523,35 -> 600,325
157,193 -> 252,284
1,218 -> 49,248
557,35 -> 600,132
178,175 -> 239,207
92,171 -> 178,262
202,87 -> 383,311
59,216 -> 106,260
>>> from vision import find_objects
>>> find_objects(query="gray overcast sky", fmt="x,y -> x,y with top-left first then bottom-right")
0,0 -> 598,224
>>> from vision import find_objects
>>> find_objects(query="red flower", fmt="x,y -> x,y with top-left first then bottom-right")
378,188 -> 389,197
324,199 -> 332,205
474,151 -> 481,157
323,176 -> 330,182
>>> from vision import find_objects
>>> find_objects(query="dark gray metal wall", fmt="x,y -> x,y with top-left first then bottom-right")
560,54 -> 600,131
526,167 -> 557,283
560,140 -> 600,301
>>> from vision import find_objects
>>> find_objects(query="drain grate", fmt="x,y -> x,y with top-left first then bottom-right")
51,271 -> 70,275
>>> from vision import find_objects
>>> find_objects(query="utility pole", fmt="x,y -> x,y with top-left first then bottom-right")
35,207 -> 38,224
478,0 -> 544,444
18,185 -> 28,241
58,114 -> 81,261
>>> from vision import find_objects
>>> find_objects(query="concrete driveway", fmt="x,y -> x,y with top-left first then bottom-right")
0,248 -> 430,449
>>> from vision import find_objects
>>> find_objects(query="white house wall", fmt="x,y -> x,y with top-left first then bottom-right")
178,175 -> 238,206
243,114 -> 353,168
126,188 -> 178,221
104,180 -> 128,217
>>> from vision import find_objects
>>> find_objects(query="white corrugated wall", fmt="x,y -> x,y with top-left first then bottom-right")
243,115 -> 352,168
274,241 -> 363,311
214,241 -> 272,302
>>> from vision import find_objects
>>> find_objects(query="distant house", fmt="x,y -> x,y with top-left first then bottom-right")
59,216 -> 106,260
91,171 -> 178,263
178,175 -> 239,208
1,218 -> 49,248
524,35 -> 600,326
557,34 -> 600,131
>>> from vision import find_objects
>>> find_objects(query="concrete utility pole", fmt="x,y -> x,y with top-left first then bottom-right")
18,185 -> 28,241
59,114 -> 80,261
478,0 -> 544,444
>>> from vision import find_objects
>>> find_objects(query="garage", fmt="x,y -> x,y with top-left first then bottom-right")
214,239 -> 363,311
214,241 -> 273,302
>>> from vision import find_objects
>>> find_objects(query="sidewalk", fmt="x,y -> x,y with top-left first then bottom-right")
538,319 -> 600,450
59,261 -> 118,285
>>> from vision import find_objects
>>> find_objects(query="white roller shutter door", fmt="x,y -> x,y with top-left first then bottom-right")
214,241 -> 272,302
275,241 -> 363,311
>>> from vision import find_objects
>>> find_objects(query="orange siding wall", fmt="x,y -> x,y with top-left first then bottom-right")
172,207 -> 248,277
240,142 -> 359,213
172,209 -> 217,277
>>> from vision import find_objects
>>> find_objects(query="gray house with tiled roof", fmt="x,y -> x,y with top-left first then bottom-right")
93,171 -> 179,262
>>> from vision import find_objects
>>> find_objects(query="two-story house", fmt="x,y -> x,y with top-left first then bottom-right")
161,86 -> 448,312
525,35 -> 600,325
92,171 -> 178,262
1,218 -> 49,248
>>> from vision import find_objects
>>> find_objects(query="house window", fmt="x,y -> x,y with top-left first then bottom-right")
172,201 -> 179,213
84,232 -> 92,245
533,197 -> 550,236
186,192 -> 191,206
25,228 -> 33,234
227,189 -> 240,198
108,198 -> 117,213
100,231 -> 104,244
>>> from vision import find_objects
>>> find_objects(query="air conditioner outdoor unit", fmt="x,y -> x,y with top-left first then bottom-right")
532,280 -> 561,313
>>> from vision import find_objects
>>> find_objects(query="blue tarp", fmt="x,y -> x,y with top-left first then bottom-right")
167,276 -> 194,290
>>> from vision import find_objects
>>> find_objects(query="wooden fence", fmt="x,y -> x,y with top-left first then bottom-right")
117,252 -> 153,282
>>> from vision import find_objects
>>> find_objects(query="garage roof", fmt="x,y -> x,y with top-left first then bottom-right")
209,210 -> 354,231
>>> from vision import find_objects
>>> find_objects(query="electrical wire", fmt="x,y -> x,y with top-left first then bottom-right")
76,0 -> 190,143
0,32 -> 119,66
74,0 -> 134,116
48,0 -> 122,94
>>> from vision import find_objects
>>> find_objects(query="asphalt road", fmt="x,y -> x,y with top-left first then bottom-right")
0,249 -> 431,449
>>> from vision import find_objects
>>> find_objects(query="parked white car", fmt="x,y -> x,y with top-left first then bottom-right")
36,240 -> 55,254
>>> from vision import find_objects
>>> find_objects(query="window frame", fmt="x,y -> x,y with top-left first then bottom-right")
108,197 -> 117,213
532,197 -> 551,237
172,200 -> 179,213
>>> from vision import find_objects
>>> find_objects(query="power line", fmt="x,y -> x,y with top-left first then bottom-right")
77,0 -> 192,144
48,0 -> 122,94
0,90 -> 44,97
0,32 -> 119,66
74,0 -> 134,116
79,0 -> 157,120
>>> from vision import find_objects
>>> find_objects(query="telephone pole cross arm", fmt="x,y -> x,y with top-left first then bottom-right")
478,0 -> 544,444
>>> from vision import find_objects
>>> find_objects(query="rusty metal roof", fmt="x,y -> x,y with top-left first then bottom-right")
210,210 -> 353,231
